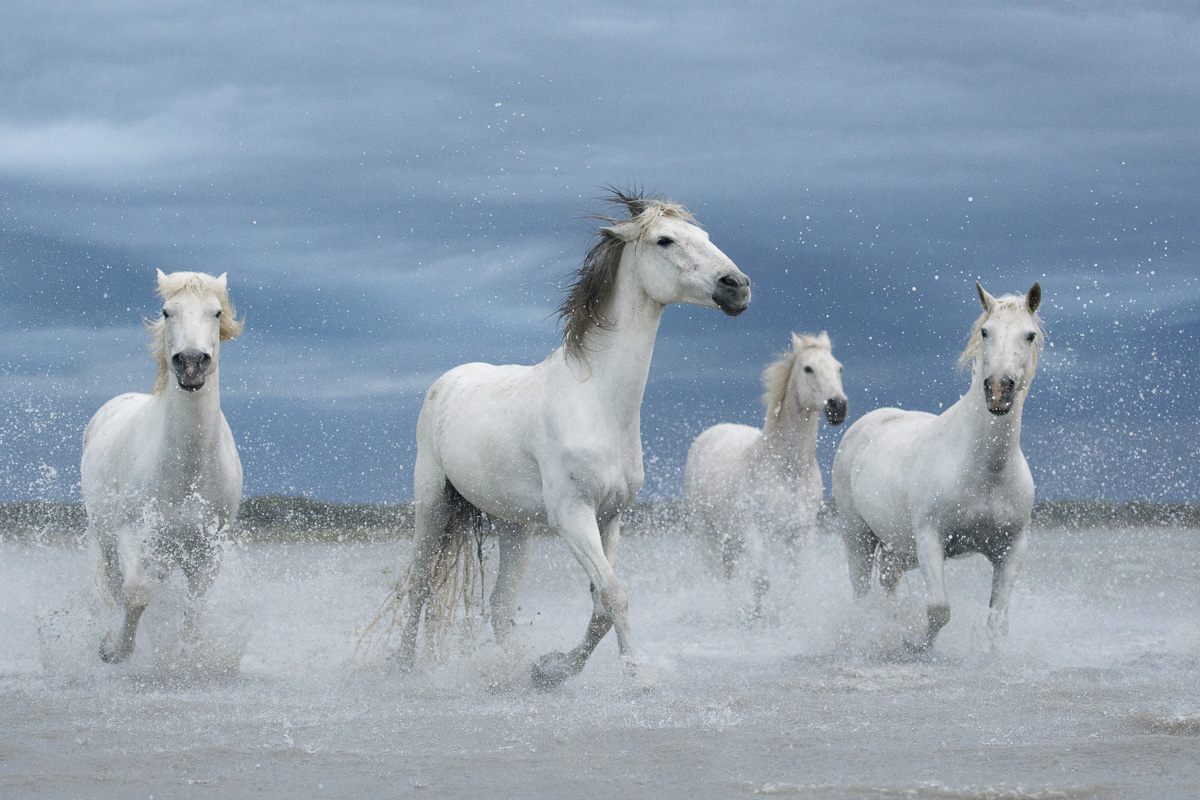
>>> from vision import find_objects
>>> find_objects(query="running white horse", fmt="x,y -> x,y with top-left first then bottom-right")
81,270 -> 243,663
684,332 -> 847,614
394,189 -> 751,687
831,282 -> 1043,650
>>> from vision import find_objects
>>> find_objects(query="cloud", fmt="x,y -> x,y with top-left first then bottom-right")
0,0 -> 1197,503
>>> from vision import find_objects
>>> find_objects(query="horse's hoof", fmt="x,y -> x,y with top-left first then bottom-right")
391,645 -> 416,673
531,651 -> 573,690
99,632 -> 129,664
622,658 -> 661,691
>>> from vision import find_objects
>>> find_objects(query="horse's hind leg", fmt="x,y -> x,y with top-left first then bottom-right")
395,474 -> 455,670
839,516 -> 879,599
99,526 -> 149,663
490,521 -> 532,643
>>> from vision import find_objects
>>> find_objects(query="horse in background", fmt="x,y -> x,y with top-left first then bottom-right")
684,332 -> 847,615
81,270 -> 243,663
832,282 -> 1043,650
389,189 -> 751,688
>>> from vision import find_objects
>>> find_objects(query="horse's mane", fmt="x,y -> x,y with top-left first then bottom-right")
958,294 -> 1046,377
556,187 -> 697,360
762,332 -> 830,431
147,271 -> 243,395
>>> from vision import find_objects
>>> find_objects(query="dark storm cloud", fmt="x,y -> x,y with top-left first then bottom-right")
1,1 -> 1197,503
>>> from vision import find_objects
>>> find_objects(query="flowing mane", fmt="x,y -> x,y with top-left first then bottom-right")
557,188 -> 697,360
958,294 -> 1045,377
147,272 -> 243,394
762,332 -> 830,430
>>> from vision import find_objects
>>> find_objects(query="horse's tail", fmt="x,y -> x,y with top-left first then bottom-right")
416,482 -> 489,646
358,482 -> 489,660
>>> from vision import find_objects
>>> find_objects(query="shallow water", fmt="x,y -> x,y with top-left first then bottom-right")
2,526 -> 1199,798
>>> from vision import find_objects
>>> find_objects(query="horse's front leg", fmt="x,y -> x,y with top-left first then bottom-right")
180,531 -> 222,644
99,526 -> 150,663
741,522 -> 770,620
986,528 -> 1029,642
911,523 -> 950,650
533,508 -> 644,689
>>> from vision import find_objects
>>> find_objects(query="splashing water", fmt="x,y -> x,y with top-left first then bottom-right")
2,524 -> 1199,798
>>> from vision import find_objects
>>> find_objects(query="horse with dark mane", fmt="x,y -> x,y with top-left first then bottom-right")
387,189 -> 751,687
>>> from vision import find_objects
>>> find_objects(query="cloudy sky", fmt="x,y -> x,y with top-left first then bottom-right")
1,1 -> 1196,504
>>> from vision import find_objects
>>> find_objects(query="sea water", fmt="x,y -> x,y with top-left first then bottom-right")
1,525 -> 1198,798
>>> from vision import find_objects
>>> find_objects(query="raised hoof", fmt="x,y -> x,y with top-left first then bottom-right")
99,632 -> 131,664
531,651 -> 576,690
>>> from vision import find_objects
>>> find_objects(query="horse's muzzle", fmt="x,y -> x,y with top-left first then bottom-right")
983,376 -> 1016,415
713,272 -> 751,316
172,348 -> 212,391
824,397 -> 848,425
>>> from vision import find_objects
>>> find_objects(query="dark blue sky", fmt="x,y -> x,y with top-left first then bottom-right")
2,1 -> 1197,504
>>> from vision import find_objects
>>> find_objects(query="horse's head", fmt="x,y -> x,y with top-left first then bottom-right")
788,332 -> 848,425
151,269 -> 242,394
601,196 -> 750,317
967,281 -> 1043,415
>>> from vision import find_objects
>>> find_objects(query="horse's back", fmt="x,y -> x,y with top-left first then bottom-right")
684,422 -> 760,534
83,392 -> 151,449
685,423 -> 758,493
81,392 -> 155,502
832,407 -> 936,536
416,360 -> 547,520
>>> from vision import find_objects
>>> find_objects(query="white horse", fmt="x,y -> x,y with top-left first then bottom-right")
684,332 -> 847,614
394,189 -> 751,687
81,270 -> 243,663
831,282 -> 1043,650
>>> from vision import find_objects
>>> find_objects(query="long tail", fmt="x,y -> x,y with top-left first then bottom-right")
357,485 -> 489,659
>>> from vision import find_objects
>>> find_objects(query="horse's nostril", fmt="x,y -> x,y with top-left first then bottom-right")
719,275 -> 739,288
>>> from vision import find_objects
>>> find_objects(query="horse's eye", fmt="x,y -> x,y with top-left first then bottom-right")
656,236 -> 674,247
215,310 -> 222,319
804,366 -> 814,374
161,309 -> 170,319
980,328 -> 988,339
1026,331 -> 1036,342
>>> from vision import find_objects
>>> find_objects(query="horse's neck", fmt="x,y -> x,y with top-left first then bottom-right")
758,388 -> 820,477
149,373 -> 225,473
942,374 -> 1025,471
570,260 -> 664,430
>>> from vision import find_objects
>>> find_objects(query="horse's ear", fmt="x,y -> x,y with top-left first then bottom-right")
818,331 -> 831,345
624,197 -> 649,218
976,282 -> 996,313
791,331 -> 803,350
600,221 -> 638,242
217,272 -> 228,290
1026,281 -> 1042,313
156,268 -> 168,283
